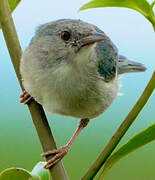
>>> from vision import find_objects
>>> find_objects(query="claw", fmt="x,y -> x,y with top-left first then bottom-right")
42,146 -> 69,169
44,158 -> 60,169
41,149 -> 60,157
20,91 -> 27,98
20,91 -> 33,105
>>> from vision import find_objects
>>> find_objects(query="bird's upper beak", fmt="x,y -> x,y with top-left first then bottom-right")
78,32 -> 108,47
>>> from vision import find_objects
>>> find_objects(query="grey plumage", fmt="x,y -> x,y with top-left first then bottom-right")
20,19 -> 146,119
20,19 -> 146,168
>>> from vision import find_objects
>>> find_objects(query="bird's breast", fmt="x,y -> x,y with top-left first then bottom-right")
21,46 -> 119,119
41,67 -> 119,119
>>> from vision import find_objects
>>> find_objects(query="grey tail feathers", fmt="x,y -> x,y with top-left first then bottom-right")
118,55 -> 146,75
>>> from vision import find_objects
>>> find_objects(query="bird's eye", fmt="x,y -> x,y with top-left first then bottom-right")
61,31 -> 71,41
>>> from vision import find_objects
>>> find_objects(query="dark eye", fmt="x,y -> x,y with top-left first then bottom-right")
61,31 -> 71,41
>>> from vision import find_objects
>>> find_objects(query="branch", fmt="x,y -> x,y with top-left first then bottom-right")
0,0 -> 68,179
82,71 -> 155,179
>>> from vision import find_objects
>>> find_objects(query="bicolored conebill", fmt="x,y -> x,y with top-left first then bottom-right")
20,19 -> 146,168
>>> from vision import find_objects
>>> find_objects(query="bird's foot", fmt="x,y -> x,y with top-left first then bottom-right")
42,146 -> 69,169
20,90 -> 33,105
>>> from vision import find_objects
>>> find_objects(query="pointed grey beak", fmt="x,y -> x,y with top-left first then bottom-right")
78,32 -> 108,47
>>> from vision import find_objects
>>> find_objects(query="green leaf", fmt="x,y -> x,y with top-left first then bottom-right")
80,0 -> 151,18
0,162 -> 50,180
99,123 -> 155,179
31,162 -> 50,180
0,167 -> 32,180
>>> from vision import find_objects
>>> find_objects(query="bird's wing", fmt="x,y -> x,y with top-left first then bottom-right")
96,40 -> 118,82
118,55 -> 146,74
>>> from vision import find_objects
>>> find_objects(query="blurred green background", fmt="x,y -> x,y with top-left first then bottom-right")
0,0 -> 155,179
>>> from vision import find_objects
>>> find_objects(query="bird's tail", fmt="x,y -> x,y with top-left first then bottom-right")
118,55 -> 146,74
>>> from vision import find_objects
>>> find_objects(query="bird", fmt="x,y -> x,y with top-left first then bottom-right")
20,19 -> 146,169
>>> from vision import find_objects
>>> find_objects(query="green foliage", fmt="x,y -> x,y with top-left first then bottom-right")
99,123 -> 155,179
0,168 -> 31,180
80,0 -> 151,18
0,162 -> 50,180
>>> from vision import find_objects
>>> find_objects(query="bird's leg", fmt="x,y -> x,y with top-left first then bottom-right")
42,118 -> 90,169
20,90 -> 33,105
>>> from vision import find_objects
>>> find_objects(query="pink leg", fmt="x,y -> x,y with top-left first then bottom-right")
20,90 -> 33,105
42,118 -> 89,169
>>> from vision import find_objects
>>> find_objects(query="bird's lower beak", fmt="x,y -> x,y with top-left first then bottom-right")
78,32 -> 107,47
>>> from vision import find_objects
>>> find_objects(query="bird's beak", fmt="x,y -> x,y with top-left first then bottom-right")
78,32 -> 108,47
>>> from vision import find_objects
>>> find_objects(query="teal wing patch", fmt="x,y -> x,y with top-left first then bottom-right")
96,39 -> 118,82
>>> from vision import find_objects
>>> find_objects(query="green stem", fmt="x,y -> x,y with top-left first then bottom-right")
148,15 -> 155,32
147,1 -> 155,32
0,0 -> 68,179
150,0 -> 155,10
82,3 -> 155,179
82,71 -> 155,180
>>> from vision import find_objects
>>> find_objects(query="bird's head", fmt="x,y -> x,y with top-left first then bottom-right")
30,19 -> 108,69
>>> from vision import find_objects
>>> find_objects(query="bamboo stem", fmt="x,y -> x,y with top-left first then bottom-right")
0,0 -> 68,179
